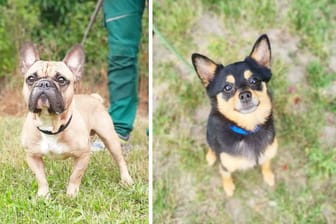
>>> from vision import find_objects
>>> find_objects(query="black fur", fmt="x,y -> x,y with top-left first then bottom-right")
207,61 -> 275,164
207,110 -> 275,164
192,34 -> 275,166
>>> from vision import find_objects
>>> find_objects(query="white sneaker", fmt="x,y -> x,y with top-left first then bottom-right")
90,139 -> 105,152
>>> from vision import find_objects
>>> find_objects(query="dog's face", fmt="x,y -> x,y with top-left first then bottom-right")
20,43 -> 85,115
192,35 -> 273,130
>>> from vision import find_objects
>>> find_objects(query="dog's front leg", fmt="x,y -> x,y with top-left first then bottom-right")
261,138 -> 277,186
66,152 -> 90,197
26,154 -> 49,197
261,160 -> 275,186
219,165 -> 235,197
206,148 -> 217,166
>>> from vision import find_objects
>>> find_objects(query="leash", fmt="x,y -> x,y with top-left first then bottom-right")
153,25 -> 194,72
81,3 -> 194,71
81,0 -> 103,46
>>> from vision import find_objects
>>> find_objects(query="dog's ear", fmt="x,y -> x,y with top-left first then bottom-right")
192,53 -> 218,87
63,44 -> 85,81
20,42 -> 40,75
249,34 -> 271,68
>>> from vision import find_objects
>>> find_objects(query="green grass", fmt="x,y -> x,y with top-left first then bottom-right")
0,116 -> 148,223
154,0 -> 336,223
288,0 -> 335,57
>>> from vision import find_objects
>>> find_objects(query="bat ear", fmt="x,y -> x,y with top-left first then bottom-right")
192,53 -> 218,87
249,34 -> 271,68
20,42 -> 40,74
63,44 -> 85,81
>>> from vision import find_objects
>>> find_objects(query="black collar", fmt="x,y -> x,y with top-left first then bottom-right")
37,115 -> 73,135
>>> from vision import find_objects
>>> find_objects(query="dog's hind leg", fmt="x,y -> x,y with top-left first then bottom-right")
92,110 -> 133,185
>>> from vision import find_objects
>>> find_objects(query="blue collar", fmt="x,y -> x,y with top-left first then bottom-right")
229,124 -> 260,136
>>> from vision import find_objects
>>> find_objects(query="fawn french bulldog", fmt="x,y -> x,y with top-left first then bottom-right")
20,43 -> 133,197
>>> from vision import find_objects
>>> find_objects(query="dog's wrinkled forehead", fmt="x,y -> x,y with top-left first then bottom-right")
26,60 -> 74,80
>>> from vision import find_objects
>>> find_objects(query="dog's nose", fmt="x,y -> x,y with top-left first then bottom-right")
239,91 -> 252,103
37,80 -> 51,90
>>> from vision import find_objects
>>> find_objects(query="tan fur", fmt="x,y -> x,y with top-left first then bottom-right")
243,70 -> 252,80
194,57 -> 217,87
20,44 -> 133,198
216,82 -> 272,131
226,74 -> 235,83
217,138 -> 277,196
218,137 -> 277,172
250,39 -> 271,68
206,148 -> 217,166
262,160 -> 275,186
90,93 -> 104,103
219,166 -> 235,196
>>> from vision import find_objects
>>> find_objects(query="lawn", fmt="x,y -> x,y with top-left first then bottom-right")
153,0 -> 336,223
0,116 -> 148,223
0,2 -> 149,223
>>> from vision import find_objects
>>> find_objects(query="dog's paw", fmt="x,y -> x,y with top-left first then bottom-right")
121,174 -> 134,186
206,149 -> 216,166
66,184 -> 79,198
37,187 -> 50,198
223,181 -> 235,197
222,177 -> 235,197
263,171 -> 275,186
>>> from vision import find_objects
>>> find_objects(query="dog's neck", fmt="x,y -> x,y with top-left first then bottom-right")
33,102 -> 74,134
37,114 -> 73,135
229,124 -> 261,135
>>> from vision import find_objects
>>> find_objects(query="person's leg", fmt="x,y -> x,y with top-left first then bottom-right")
103,0 -> 145,140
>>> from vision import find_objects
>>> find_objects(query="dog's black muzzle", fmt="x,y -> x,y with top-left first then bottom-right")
28,79 -> 65,114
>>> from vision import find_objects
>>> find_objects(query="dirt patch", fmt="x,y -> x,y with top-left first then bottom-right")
268,29 -> 300,64
225,198 -> 248,223
322,203 -> 336,224
320,112 -> 336,148
0,88 -> 26,116
191,12 -> 228,54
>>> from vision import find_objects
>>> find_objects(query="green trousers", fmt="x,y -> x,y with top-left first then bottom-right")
103,0 -> 145,138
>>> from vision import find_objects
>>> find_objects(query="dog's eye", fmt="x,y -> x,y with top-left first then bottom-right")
57,76 -> 68,85
249,77 -> 258,85
223,84 -> 233,92
26,75 -> 36,85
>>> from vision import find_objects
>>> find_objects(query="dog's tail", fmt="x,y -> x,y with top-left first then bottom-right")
90,93 -> 104,103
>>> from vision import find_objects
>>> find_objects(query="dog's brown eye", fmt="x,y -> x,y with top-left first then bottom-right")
26,75 -> 36,85
249,77 -> 258,85
224,84 -> 233,92
57,76 -> 68,85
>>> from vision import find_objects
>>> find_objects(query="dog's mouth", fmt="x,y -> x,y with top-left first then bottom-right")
235,100 -> 260,114
235,105 -> 258,114
233,90 -> 261,114
28,80 -> 65,114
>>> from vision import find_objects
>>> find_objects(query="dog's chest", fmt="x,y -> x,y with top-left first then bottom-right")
39,135 -> 69,159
